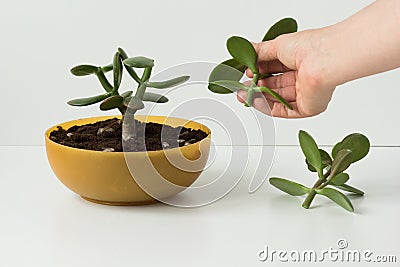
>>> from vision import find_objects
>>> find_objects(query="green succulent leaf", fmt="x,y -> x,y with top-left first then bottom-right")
226,36 -> 258,74
123,56 -> 154,68
99,95 -> 123,111
316,187 -> 354,212
331,142 -> 342,158
306,162 -> 317,172
121,91 -> 133,98
269,177 -> 310,196
330,149 -> 353,176
95,69 -> 113,93
102,64 -> 113,73
123,96 -> 145,110
113,52 -> 123,92
209,58 -> 246,82
320,149 -> 333,166
298,130 -> 323,176
257,86 -> 293,110
331,173 -> 350,186
208,83 -> 241,94
208,58 -> 247,93
332,133 -> 370,163
118,48 -> 141,83
67,93 -> 110,106
70,65 -> 98,76
306,149 -> 332,172
333,184 -> 364,195
147,76 -> 190,89
118,47 -> 128,58
262,17 -> 298,41
209,80 -> 249,93
143,92 -> 169,103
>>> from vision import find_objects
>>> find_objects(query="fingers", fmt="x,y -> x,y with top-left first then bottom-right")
237,90 -> 296,118
243,71 -> 297,102
245,40 -> 291,78
253,98 -> 307,119
258,71 -> 296,88
246,68 -> 253,78
253,41 -> 279,62
237,83 -> 296,105
237,90 -> 310,118
262,86 -> 296,103
258,60 -> 291,74
269,102 -> 304,118
237,90 -> 246,103
246,60 -> 291,78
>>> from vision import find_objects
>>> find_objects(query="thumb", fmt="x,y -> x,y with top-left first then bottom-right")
253,40 -> 279,62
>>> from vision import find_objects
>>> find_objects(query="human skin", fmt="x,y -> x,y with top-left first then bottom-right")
237,0 -> 400,118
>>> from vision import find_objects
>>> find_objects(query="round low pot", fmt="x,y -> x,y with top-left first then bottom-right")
45,115 -> 211,206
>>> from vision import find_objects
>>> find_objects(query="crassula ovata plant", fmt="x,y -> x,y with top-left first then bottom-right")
69,47 -> 189,118
68,47 -> 189,143
269,131 -> 370,212
208,18 -> 298,108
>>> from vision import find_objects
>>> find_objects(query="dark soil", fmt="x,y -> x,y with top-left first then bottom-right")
49,118 -> 208,152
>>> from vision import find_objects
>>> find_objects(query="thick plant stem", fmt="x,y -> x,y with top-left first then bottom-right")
121,66 -> 152,151
122,107 -> 137,151
246,73 -> 259,107
302,171 -> 328,209
312,176 -> 325,189
245,89 -> 254,107
252,73 -> 259,85
302,190 -> 317,209
317,174 -> 337,189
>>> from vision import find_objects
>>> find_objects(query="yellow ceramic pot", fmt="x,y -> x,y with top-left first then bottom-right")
45,115 -> 211,205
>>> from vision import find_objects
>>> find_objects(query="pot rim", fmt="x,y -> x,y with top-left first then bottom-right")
45,115 -> 211,155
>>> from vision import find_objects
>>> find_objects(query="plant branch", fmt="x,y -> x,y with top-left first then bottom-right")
142,67 -> 152,82
118,48 -> 141,83
245,73 -> 259,106
96,69 -> 113,92
302,190 -> 316,209
317,173 -> 337,189
124,66 -> 141,84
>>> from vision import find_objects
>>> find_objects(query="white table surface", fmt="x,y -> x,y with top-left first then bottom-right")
0,145 -> 399,266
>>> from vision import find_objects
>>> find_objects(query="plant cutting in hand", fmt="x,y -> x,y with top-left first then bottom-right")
269,130 -> 370,212
208,18 -> 297,109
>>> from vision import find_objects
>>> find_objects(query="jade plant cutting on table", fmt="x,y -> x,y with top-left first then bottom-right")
208,18 -> 297,108
269,131 -> 370,212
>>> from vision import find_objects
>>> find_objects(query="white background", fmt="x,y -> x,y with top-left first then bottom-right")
1,0 -> 399,146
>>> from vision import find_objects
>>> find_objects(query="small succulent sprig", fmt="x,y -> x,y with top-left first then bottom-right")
269,130 -> 370,212
68,47 -> 189,120
208,18 -> 298,109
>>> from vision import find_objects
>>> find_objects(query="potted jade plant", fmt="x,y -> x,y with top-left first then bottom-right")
45,47 -> 211,205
